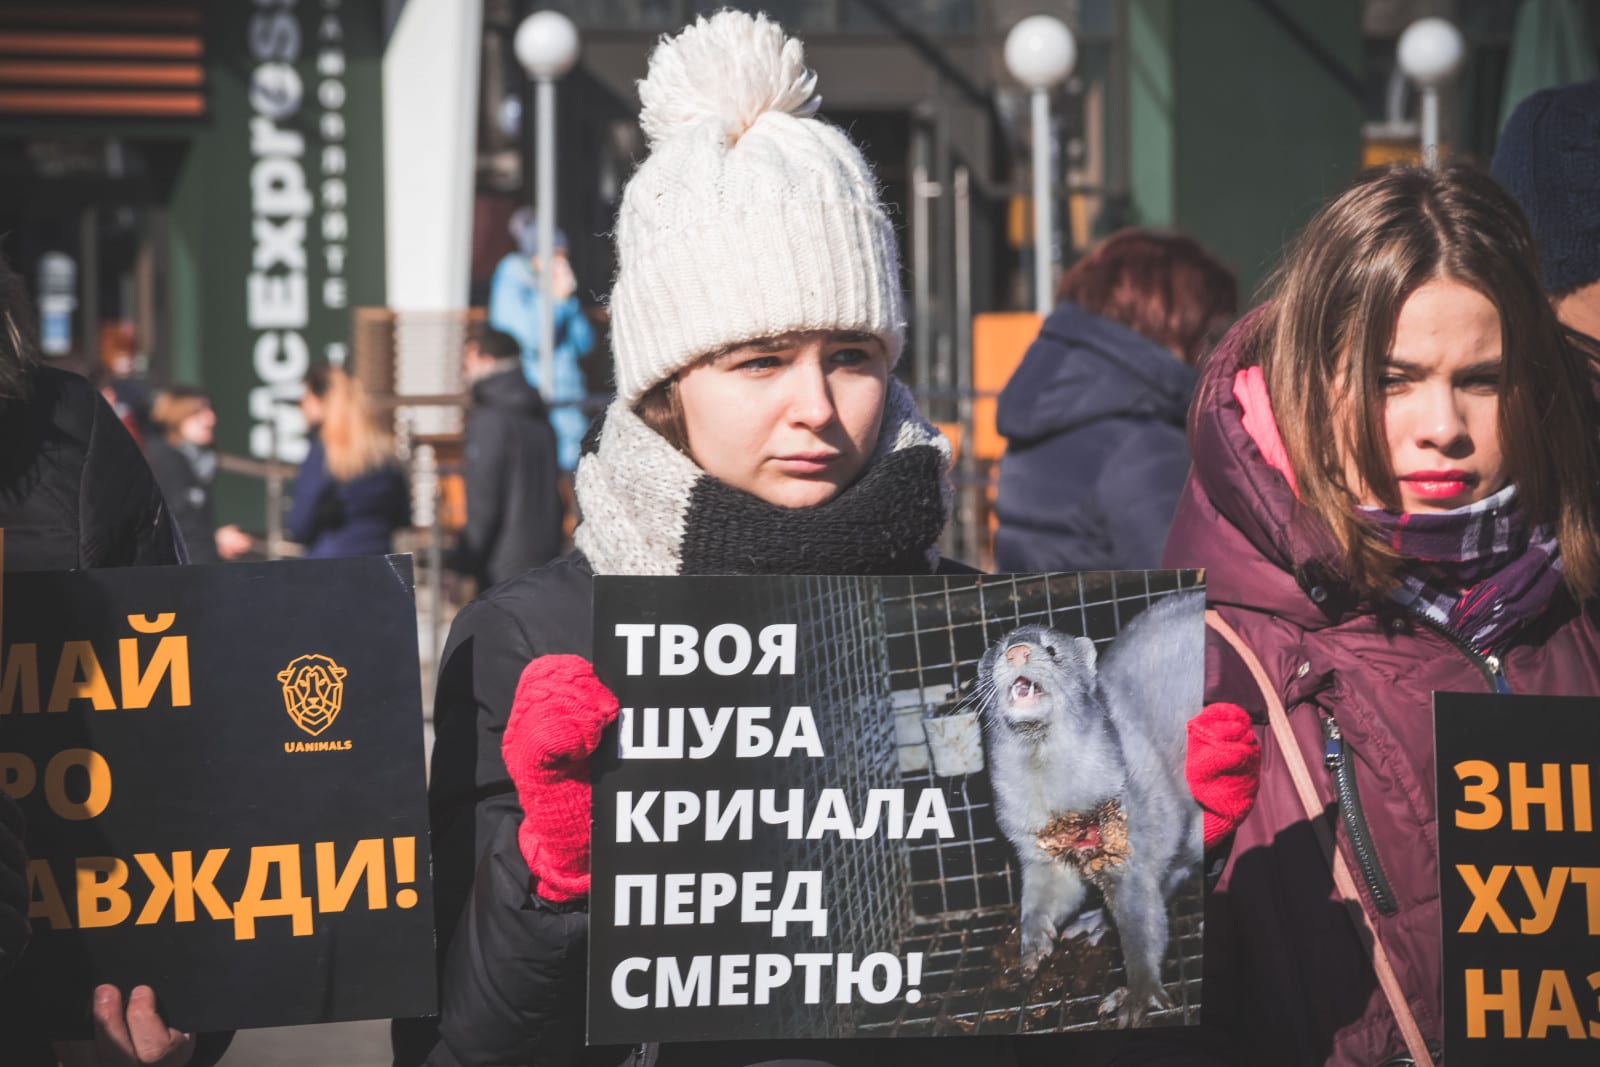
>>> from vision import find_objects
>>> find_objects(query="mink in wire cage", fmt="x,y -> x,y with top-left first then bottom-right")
855,571 -> 1208,1037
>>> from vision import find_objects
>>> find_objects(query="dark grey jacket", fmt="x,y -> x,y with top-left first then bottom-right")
145,438 -> 220,565
449,367 -> 563,590
994,304 -> 1197,574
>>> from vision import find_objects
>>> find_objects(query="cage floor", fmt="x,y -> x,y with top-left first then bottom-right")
854,877 -> 1204,1037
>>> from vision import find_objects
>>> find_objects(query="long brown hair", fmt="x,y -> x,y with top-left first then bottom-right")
306,366 -> 394,482
634,374 -> 690,454
1059,229 -> 1237,366
1254,163 -> 1600,599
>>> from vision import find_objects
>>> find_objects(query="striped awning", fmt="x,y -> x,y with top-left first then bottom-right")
0,2 -> 204,118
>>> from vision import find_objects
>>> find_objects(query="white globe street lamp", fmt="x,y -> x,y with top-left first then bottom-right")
1004,15 -> 1077,314
1396,17 -> 1465,168
513,10 -> 581,397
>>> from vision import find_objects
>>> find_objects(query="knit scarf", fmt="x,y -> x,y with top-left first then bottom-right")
574,377 -> 952,576
1362,484 -> 1564,652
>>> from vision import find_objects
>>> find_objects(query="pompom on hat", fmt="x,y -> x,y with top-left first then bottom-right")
607,10 -> 905,406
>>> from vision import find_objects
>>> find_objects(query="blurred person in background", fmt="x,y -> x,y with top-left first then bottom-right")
1492,77 -> 1600,346
993,230 -> 1236,572
288,365 -> 410,559
488,209 -> 596,472
91,363 -> 144,450
447,326 -> 563,592
145,386 -> 253,564
103,349 -> 155,443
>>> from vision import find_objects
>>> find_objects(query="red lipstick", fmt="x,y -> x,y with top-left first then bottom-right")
1400,470 -> 1476,500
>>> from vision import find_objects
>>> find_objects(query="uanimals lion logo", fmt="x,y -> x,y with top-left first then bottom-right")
277,654 -> 348,736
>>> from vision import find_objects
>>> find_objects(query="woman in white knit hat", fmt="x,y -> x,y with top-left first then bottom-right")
394,11 -> 1008,1067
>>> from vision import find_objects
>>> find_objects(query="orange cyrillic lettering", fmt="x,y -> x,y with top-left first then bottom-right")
313,839 -> 386,913
47,642 -> 114,712
75,857 -> 131,929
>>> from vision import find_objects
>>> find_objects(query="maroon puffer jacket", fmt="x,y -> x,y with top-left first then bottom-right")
1163,313 -> 1600,1067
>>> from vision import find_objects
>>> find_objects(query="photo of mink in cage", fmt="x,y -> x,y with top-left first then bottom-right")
871,570 -> 1206,1037
587,571 -> 1207,1044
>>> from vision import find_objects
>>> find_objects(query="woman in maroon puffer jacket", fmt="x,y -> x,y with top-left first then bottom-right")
1164,163 -> 1600,1067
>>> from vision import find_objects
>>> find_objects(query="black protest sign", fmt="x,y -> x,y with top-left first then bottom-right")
1436,693 -> 1600,1063
589,572 -> 1207,1043
0,556 -> 435,1037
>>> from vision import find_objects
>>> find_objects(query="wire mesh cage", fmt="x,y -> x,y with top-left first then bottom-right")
762,575 -> 911,1037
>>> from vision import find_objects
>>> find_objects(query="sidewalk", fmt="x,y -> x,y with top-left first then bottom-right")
219,1020 -> 392,1065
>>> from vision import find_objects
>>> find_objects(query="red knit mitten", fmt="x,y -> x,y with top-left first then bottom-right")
1186,702 -> 1262,850
502,654 -> 620,901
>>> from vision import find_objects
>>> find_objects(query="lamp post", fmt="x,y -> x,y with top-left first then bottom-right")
1397,17 -> 1465,168
513,11 -> 580,396
1004,15 -> 1076,315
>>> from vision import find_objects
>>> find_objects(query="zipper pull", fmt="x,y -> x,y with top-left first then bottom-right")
1482,653 -> 1511,695
1320,715 -> 1344,770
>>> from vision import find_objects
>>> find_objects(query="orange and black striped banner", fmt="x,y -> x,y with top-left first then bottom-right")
0,2 -> 204,118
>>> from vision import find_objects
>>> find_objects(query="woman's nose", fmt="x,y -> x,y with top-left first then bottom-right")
1415,386 -> 1470,452
786,356 -> 837,429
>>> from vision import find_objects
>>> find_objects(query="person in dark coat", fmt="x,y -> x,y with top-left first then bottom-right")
1163,164 -> 1600,1066
394,15 -> 1247,1067
447,327 -> 563,590
994,230 -> 1235,573
287,365 -> 410,559
145,387 -> 253,565
0,254 -> 228,1065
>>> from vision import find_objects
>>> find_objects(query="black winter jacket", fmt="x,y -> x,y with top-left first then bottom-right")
449,367 -> 564,590
397,553 -> 1227,1067
993,304 -> 1197,573
0,365 -> 182,571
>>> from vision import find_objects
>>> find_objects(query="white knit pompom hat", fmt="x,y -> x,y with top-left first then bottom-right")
607,10 -> 905,406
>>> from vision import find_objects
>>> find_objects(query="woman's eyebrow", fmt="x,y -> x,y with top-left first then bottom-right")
1383,356 -> 1503,374
703,336 -> 788,362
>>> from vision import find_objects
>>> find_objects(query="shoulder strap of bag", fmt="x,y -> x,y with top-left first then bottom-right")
1205,608 -> 1433,1066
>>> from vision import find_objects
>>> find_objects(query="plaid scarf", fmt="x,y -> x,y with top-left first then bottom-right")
1362,485 -> 1564,653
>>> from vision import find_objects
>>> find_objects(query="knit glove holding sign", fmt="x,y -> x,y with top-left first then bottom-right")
1186,702 -> 1261,850
501,655 -> 619,902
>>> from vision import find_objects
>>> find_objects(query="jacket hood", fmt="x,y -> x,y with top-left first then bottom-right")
996,302 -> 1197,445
1166,305 -> 1360,628
472,366 -> 550,416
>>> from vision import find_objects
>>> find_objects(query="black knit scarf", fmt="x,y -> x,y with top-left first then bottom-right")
573,379 -> 952,576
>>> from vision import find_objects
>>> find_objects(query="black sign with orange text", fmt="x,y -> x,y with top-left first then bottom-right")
1435,692 -> 1600,1065
0,556 -> 436,1037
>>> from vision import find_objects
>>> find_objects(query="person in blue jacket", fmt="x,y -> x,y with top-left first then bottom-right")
994,230 -> 1236,573
287,365 -> 410,558
489,210 -> 596,471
